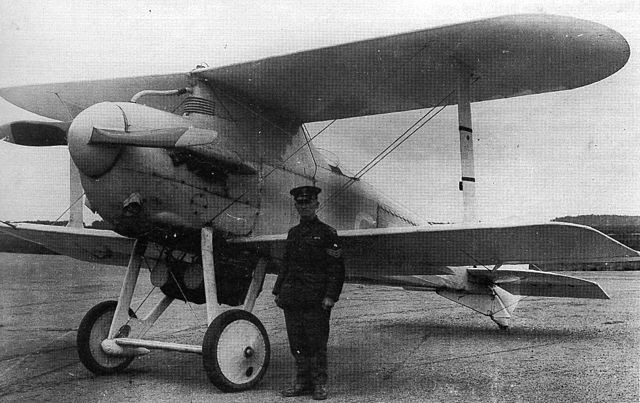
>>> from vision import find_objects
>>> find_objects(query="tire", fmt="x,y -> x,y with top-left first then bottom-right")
202,309 -> 270,392
77,300 -> 134,375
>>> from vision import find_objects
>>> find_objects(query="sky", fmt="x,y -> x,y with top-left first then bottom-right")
0,0 -> 639,223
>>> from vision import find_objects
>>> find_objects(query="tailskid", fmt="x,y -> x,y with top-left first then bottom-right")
437,286 -> 522,329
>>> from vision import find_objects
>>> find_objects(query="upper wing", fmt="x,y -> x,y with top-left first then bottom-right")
231,222 -> 640,277
197,14 -> 629,122
0,74 -> 190,122
0,14 -> 629,123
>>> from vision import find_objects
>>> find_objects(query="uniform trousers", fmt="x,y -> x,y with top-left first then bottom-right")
283,306 -> 331,385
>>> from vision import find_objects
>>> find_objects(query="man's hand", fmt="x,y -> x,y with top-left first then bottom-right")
321,297 -> 335,311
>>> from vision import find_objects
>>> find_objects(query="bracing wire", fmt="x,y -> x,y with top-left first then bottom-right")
54,191 -> 86,224
192,35 -> 452,220
168,270 -> 204,329
204,119 -> 336,227
319,88 -> 456,211
194,43 -> 477,224
319,74 -> 480,211
359,104 -> 449,179
280,120 -> 336,171
302,124 -> 319,180
52,92 -> 76,121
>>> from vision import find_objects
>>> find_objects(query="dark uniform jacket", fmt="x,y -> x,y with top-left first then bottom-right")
273,217 -> 345,309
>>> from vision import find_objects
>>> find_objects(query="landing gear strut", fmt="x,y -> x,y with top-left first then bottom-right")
438,284 -> 523,330
200,226 -> 270,391
75,228 -> 270,392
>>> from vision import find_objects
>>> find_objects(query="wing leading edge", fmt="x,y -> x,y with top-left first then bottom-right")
0,14 -> 629,123
197,14 -> 629,122
3,221 -> 637,283
232,222 -> 640,277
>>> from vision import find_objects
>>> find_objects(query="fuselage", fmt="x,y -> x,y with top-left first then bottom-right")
68,79 -> 422,248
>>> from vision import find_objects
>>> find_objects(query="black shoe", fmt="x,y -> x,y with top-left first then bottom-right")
282,383 -> 313,397
312,385 -> 328,400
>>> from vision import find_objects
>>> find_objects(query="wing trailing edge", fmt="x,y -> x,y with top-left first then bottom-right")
232,222 -> 640,277
195,14 -> 630,122
0,14 -> 629,123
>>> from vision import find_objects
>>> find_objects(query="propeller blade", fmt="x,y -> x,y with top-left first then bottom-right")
0,120 -> 70,146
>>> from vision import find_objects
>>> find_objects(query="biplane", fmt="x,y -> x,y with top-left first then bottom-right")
0,14 -> 637,392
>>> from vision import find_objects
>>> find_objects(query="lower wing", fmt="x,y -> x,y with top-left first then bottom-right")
3,220 -> 629,328
233,221 -> 640,276
2,220 -> 637,300
234,221 -> 638,301
0,222 -> 134,266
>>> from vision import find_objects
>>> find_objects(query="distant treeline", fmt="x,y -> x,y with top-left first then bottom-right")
551,215 -> 640,270
554,214 -> 640,251
554,214 -> 640,235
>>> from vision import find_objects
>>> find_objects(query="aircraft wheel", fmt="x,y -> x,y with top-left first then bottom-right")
202,309 -> 270,392
77,300 -> 134,374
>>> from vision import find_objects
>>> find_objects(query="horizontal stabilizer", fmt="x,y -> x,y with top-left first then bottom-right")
90,127 -> 217,148
468,268 -> 610,299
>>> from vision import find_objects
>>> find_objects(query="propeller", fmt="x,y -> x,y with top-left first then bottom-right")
0,120 -> 70,146
2,101 -> 254,177
1,102 -> 224,228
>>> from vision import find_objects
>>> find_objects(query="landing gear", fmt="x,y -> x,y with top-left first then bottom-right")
492,316 -> 510,331
437,284 -> 523,330
75,230 -> 270,392
77,300 -> 134,374
202,309 -> 270,392
200,227 -> 270,392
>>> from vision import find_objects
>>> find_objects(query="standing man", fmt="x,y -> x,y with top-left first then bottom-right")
273,185 -> 345,400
